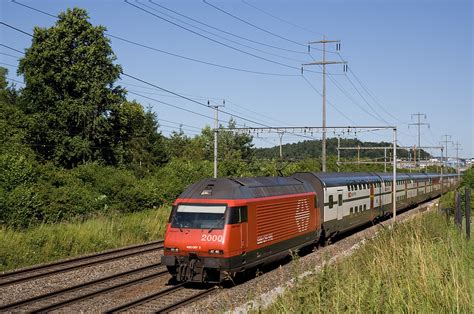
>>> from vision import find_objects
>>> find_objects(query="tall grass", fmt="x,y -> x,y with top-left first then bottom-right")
266,212 -> 472,312
0,207 -> 171,272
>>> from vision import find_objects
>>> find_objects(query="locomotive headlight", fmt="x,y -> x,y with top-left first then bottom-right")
166,247 -> 179,252
209,249 -> 224,255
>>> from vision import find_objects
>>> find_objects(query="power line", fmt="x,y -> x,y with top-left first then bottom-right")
301,74 -> 356,124
203,0 -> 306,48
0,21 -> 33,37
344,74 -> 391,125
9,2 -> 315,131
344,63 -> 409,125
3,12 -> 319,143
128,90 -> 215,121
11,0 -> 57,18
0,62 -> 18,68
157,118 -> 203,131
0,52 -> 21,59
0,43 -> 24,54
240,0 -> 325,37
123,73 -> 271,127
147,0 -> 309,57
124,0 -> 301,72
0,20 -> 280,131
6,77 -> 24,85
137,0 -> 306,64
124,81 -> 297,127
12,0 -> 300,77
108,33 -> 299,77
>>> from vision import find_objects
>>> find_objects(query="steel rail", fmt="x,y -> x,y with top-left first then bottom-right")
32,269 -> 169,313
0,240 -> 164,287
0,263 -> 164,311
104,283 -> 186,313
157,287 -> 218,313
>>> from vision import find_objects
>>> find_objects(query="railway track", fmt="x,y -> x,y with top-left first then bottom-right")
0,240 -> 164,287
105,283 -> 217,313
0,263 -> 169,312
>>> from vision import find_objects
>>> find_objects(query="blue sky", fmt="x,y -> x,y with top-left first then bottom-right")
1,0 -> 472,158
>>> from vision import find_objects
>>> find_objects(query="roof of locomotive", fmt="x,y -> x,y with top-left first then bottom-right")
177,176 -> 314,200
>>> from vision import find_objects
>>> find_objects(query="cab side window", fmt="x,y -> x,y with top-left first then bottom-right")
228,206 -> 248,224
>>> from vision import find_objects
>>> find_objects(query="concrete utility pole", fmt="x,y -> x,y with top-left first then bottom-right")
277,131 -> 284,159
302,37 -> 347,172
208,100 -> 225,178
392,128 -> 398,223
440,134 -> 452,170
337,136 -> 340,172
453,141 -> 462,181
409,113 -> 429,169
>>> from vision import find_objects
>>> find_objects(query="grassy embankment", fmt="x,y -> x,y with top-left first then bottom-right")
0,207 -> 170,272
265,211 -> 473,312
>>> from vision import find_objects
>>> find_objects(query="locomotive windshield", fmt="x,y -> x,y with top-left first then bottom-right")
171,204 -> 226,230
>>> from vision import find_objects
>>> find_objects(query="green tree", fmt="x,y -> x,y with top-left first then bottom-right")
109,102 -> 168,170
201,119 -> 254,161
18,8 -> 125,167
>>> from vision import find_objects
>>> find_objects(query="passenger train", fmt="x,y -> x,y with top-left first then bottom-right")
161,172 -> 459,283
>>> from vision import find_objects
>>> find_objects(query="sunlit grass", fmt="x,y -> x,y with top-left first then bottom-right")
0,207 -> 171,272
265,212 -> 472,313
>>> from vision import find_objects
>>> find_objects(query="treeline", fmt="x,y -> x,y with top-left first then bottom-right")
254,137 -> 431,160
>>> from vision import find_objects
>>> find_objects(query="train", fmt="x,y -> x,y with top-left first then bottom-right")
161,172 -> 459,283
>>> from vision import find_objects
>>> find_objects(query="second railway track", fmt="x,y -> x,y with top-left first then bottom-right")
0,240 -> 164,287
105,283 -> 217,313
0,263 -> 168,312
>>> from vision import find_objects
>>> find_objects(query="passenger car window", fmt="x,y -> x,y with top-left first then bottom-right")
329,195 -> 334,208
338,194 -> 343,206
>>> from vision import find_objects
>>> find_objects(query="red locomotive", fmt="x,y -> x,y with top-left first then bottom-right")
161,177 -> 321,283
161,172 -> 458,283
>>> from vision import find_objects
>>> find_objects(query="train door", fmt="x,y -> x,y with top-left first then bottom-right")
337,190 -> 344,220
370,184 -> 374,209
240,207 -> 248,253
